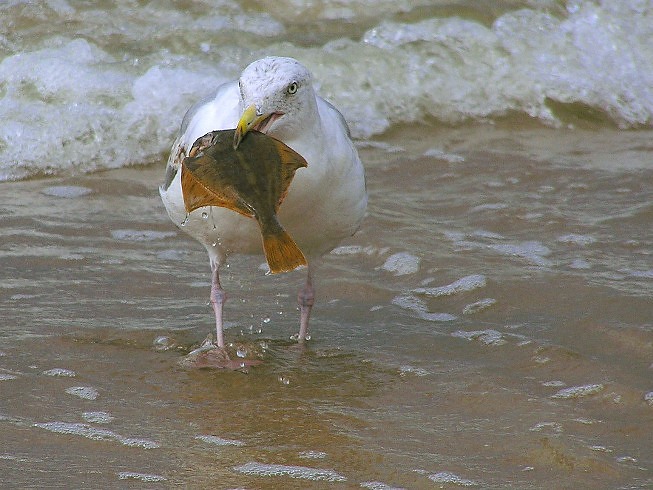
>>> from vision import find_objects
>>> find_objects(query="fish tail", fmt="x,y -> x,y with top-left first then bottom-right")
262,226 -> 307,274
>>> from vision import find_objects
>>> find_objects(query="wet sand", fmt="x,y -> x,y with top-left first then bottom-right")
1,124 -> 652,488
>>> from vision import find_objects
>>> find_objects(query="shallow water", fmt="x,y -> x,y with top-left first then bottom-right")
2,1 -> 653,488
1,123 -> 652,488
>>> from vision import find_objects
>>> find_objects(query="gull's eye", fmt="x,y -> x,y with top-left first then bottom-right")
287,81 -> 298,95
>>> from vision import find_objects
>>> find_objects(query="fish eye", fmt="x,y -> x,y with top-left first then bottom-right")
287,81 -> 298,95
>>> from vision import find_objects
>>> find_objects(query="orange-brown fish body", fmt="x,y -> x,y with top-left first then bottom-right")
180,129 -> 307,273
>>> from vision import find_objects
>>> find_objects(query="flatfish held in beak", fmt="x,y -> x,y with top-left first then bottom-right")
180,129 -> 308,273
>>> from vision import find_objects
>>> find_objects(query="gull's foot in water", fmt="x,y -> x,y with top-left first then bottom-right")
178,334 -> 263,371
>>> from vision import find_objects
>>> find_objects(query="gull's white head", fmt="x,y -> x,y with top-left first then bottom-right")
233,57 -> 317,149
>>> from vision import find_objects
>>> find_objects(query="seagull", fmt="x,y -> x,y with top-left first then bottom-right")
160,56 -> 367,350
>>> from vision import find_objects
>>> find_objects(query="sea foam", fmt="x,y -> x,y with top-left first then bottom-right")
1,1 -> 651,180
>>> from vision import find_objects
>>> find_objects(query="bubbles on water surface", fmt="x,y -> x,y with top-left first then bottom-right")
361,482 -> 407,490
451,329 -> 506,346
398,365 -> 429,377
111,229 -> 176,242
195,434 -> 245,447
488,242 -> 553,267
82,411 -> 114,424
529,422 -> 564,433
616,456 -> 639,465
65,386 -> 99,400
423,148 -> 465,163
462,298 -> 497,315
551,384 -> 605,399
152,336 -> 176,351
391,294 -> 458,322
380,252 -> 420,276
41,186 -> 93,198
589,445 -> 613,453
34,422 -> 159,449
569,258 -> 591,270
644,392 -> 653,405
41,368 -> 77,377
298,450 -> 328,460
414,275 -> 487,298
233,462 -> 347,482
428,471 -> 479,487
557,234 -> 597,246
118,472 -> 167,482
541,380 -> 566,388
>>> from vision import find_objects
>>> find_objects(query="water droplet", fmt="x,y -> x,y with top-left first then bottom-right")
290,333 -> 299,341
201,211 -> 208,219
236,347 -> 247,358
180,214 -> 189,226
211,242 -> 217,247
262,317 -> 271,324
305,334 -> 311,341
278,376 -> 290,385
254,328 -> 262,334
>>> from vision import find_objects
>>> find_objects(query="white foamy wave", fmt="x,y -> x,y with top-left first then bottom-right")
353,3 -> 653,132
0,37 -> 227,181
1,1 -> 651,180
294,2 -> 652,136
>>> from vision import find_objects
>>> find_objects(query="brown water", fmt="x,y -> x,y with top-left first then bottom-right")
1,123 -> 652,489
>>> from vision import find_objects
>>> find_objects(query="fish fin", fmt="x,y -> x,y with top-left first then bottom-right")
273,139 -> 308,209
262,228 -> 307,274
181,158 -> 252,217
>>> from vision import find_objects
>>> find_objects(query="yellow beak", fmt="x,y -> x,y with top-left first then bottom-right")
233,104 -> 269,150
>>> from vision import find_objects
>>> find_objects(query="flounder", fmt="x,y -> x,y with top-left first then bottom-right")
180,129 -> 308,273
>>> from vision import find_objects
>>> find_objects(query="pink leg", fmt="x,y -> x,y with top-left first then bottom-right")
210,263 -> 226,348
297,269 -> 315,342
